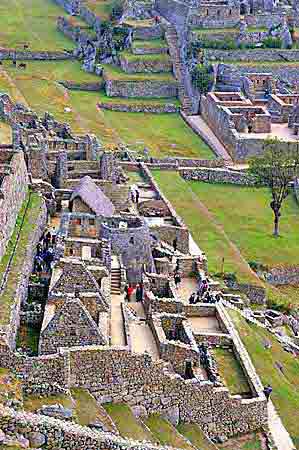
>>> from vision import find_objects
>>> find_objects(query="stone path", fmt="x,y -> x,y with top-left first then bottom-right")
129,321 -> 159,359
181,113 -> 233,163
268,401 -> 296,450
110,293 -> 126,346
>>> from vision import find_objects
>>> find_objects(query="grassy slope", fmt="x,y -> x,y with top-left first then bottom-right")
104,403 -> 155,442
0,0 -> 74,51
177,424 -> 217,450
0,193 -> 43,325
188,181 -> 299,268
144,415 -> 193,450
212,348 -> 251,395
230,310 -> 299,448
152,171 -> 257,282
0,63 -> 213,158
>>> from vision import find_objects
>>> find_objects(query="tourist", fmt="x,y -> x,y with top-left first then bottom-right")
135,188 -> 140,204
173,237 -> 178,252
195,290 -> 202,303
203,289 -> 212,303
127,285 -> 134,302
131,189 -> 136,203
136,284 -> 143,302
189,292 -> 196,304
174,272 -> 181,288
263,385 -> 273,402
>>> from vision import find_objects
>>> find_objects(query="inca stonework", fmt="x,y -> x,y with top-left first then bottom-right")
1,0 -> 299,448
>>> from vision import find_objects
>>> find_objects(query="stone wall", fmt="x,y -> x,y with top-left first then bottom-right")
207,49 -> 299,63
151,224 -> 189,253
0,49 -> 74,60
104,79 -> 178,98
265,265 -> 299,286
119,54 -> 172,74
180,167 -> 258,186
0,152 -> 29,261
98,101 -> 179,113
133,25 -> 163,40
57,15 -> 94,44
59,80 -> 104,91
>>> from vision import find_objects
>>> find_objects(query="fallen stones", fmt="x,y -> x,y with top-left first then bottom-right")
38,403 -> 73,420
28,431 -> 46,448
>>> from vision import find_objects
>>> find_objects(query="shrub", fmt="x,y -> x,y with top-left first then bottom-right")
191,64 -> 213,93
248,260 -> 268,272
262,36 -> 282,48
110,0 -> 124,20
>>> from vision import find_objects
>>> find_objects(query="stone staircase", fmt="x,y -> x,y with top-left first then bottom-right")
165,25 -> 193,114
111,257 -> 121,295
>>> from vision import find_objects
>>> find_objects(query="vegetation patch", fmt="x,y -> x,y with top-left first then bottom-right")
104,403 -> 154,441
212,348 -> 251,395
144,415 -> 193,450
177,423 -> 217,450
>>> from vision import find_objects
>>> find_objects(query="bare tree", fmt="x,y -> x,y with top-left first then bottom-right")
249,139 -> 299,237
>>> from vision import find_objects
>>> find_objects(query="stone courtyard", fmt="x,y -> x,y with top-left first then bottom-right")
0,0 -> 299,448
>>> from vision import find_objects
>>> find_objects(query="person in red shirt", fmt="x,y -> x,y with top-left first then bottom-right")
127,285 -> 134,302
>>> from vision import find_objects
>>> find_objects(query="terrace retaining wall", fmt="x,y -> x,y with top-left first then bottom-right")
0,50 -> 74,61
104,78 -> 178,98
180,167 -> 258,185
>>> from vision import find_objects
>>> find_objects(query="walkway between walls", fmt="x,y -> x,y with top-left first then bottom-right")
181,113 -> 232,163
267,400 -> 296,450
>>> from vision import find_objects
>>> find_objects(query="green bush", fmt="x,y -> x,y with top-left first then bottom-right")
200,37 -> 238,50
191,64 -> 213,93
248,260 -> 268,272
110,0 -> 124,20
262,36 -> 282,48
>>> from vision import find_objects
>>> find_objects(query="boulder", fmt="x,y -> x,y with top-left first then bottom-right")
131,405 -> 147,418
162,405 -> 180,426
28,431 -> 46,448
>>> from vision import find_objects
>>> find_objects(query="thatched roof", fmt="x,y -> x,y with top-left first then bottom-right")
71,176 -> 115,217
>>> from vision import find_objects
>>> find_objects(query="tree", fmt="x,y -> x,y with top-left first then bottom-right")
249,139 -> 299,237
191,64 -> 213,95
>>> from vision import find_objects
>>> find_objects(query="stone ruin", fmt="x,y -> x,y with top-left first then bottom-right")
0,93 -> 269,447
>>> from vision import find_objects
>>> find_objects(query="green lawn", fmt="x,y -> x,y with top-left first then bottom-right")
177,424 -> 217,450
0,61 -> 212,158
144,415 -> 194,450
104,403 -> 155,442
71,388 -> 114,429
0,0 -> 75,51
187,181 -> 299,268
132,39 -> 167,49
120,51 -> 171,63
230,310 -> 299,448
212,348 -> 251,395
85,0 -> 114,20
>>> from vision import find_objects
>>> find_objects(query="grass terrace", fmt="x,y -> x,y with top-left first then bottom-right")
119,51 -> 171,63
102,64 -> 176,81
0,192 -> 43,326
85,0 -> 115,20
212,347 -> 251,395
132,39 -> 167,49
97,90 -> 180,106
0,61 -> 214,158
0,122 -> 12,143
124,19 -> 155,28
192,27 -> 238,34
145,415 -> 194,450
0,0 -> 75,51
230,310 -> 299,448
177,424 -> 217,450
104,403 -> 155,442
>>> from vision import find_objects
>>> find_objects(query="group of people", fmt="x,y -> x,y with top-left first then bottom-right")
130,184 -> 140,204
33,230 -> 56,274
125,283 -> 144,302
188,278 -> 222,304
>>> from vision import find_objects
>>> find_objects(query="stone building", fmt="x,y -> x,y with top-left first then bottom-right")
69,175 -> 115,217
